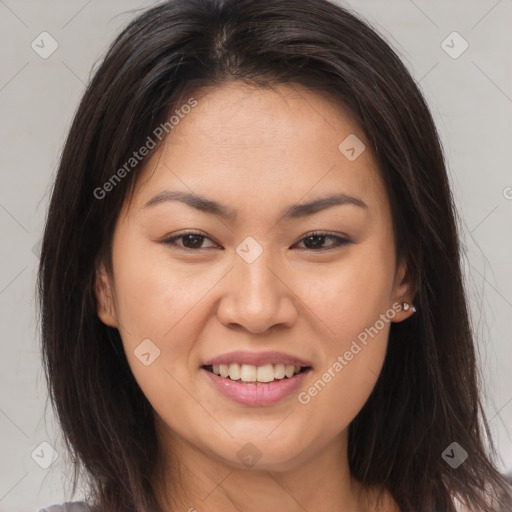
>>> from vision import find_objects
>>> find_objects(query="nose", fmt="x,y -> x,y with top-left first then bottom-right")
216,247 -> 298,334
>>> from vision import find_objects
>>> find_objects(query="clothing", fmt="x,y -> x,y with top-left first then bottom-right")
38,502 -> 90,512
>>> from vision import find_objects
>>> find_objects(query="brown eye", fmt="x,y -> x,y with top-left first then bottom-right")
296,232 -> 351,251
179,234 -> 206,249
163,231 -> 218,251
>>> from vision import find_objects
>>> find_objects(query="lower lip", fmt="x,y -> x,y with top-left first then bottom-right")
202,368 -> 311,406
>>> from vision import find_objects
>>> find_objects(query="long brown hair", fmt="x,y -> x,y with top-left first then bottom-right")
37,0 -> 512,510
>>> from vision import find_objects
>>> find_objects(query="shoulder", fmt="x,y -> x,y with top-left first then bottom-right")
38,501 -> 90,512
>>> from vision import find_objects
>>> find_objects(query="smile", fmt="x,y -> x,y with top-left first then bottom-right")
203,363 -> 309,383
201,350 -> 313,406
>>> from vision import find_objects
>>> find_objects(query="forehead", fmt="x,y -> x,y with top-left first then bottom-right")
126,82 -> 387,221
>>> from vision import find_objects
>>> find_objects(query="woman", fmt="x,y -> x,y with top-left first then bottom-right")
37,0 -> 512,510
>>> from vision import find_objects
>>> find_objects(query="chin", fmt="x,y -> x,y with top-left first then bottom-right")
207,434 -> 315,473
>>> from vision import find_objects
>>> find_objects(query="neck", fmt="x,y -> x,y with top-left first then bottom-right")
152,421 -> 388,512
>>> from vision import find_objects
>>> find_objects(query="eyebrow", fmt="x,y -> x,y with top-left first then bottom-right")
143,190 -> 367,221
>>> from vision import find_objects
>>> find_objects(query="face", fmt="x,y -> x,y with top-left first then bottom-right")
95,82 -> 413,474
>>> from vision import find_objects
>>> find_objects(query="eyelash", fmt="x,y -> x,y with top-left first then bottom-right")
162,230 -> 351,252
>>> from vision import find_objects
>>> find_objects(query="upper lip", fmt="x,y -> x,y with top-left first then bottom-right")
203,350 -> 313,368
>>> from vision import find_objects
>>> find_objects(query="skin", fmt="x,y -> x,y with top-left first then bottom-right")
95,82 -> 414,511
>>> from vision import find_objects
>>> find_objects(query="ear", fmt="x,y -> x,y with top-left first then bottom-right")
390,258 -> 417,323
93,262 -> 118,328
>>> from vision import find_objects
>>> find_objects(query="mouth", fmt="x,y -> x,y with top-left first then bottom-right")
200,351 -> 313,406
202,363 -> 312,384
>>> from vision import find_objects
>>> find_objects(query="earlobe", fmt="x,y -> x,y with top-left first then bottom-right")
401,302 -> 417,313
93,263 -> 118,328
391,299 -> 417,323
391,260 -> 417,322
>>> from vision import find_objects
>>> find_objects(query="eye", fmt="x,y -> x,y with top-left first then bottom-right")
162,230 -> 351,252
162,231 -> 219,251
294,231 -> 351,251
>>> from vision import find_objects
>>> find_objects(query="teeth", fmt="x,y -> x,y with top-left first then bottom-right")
285,364 -> 295,378
256,364 -> 274,383
274,363 -> 286,379
211,363 -> 305,382
240,364 -> 257,382
229,363 -> 240,381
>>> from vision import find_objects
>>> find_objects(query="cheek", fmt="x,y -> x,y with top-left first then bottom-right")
297,244 -> 395,342
111,233 -> 216,341
109,233 -> 219,401
293,246 -> 394,428
109,239 -> 210,432
298,321 -> 390,440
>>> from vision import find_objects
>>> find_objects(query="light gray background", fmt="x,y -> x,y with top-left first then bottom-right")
1,1 -> 511,511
